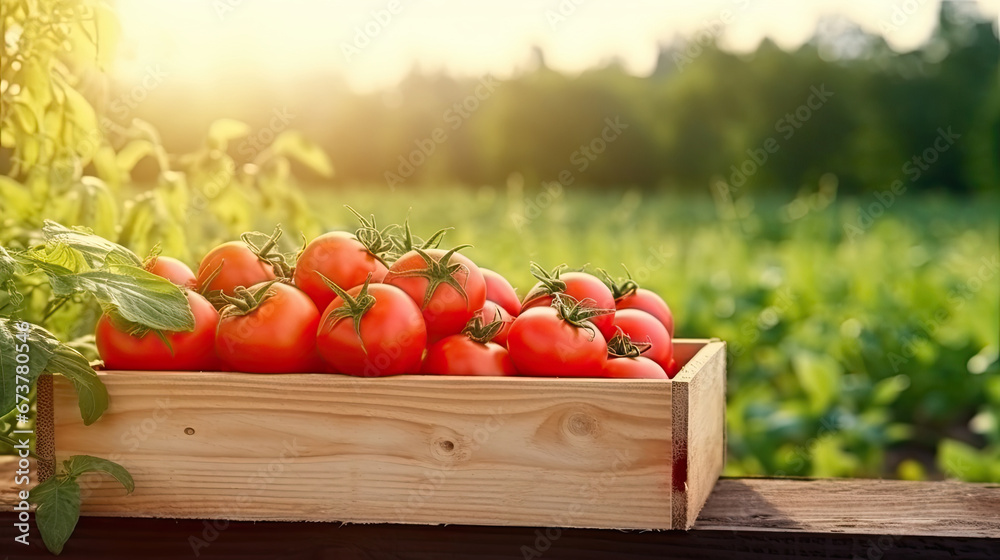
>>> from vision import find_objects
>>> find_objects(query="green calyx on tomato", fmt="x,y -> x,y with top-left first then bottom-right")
388,216 -> 450,262
240,225 -> 294,279
389,245 -> 474,308
521,262 -> 569,303
461,308 -> 505,344
550,293 -> 614,341
606,327 -> 652,358
317,272 -> 376,351
217,279 -> 281,322
345,206 -> 398,267
596,265 -> 640,300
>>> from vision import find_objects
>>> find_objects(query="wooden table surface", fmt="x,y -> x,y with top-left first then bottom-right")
3,477 -> 998,559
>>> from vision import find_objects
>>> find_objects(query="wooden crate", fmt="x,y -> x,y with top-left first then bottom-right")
37,338 -> 726,530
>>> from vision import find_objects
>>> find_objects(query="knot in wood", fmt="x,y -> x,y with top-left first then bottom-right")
566,411 -> 598,438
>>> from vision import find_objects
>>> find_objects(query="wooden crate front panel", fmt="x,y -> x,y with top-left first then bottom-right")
53,374 -> 675,529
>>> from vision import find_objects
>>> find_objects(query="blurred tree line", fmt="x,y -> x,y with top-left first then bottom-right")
122,4 -> 997,194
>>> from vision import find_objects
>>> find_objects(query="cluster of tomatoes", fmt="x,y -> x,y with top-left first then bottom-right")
96,213 -> 679,379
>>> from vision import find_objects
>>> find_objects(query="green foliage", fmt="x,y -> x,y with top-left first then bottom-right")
31,476 -> 81,556
31,455 -> 134,554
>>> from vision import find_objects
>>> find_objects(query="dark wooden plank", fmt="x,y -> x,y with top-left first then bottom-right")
1,515 -> 997,559
695,478 -> 1000,537
2,478 -> 997,558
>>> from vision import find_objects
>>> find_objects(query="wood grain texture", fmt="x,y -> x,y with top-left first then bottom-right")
3,479 -> 997,559
48,367 -> 678,529
695,478 -> 1000,538
671,340 -> 726,529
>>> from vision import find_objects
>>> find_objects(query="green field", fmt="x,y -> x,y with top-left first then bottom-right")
294,184 -> 999,481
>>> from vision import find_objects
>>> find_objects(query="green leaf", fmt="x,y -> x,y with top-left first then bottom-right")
270,130 -> 334,177
116,139 -> 155,172
62,455 -> 135,493
208,118 -> 251,146
41,221 -> 142,268
0,246 -> 21,311
871,374 -> 910,406
0,320 -> 60,417
22,55 -> 52,111
46,345 -> 107,425
91,144 -> 121,188
937,439 -> 992,482
48,267 -> 194,332
792,352 -> 842,413
31,476 -> 82,555
0,175 -> 35,219
72,177 -> 119,240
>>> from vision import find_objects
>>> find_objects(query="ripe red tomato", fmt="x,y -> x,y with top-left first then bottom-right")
613,309 -> 673,372
196,241 -> 277,297
421,335 -> 515,376
480,268 -> 520,317
507,305 -> 607,377
96,291 -> 219,371
293,231 -> 388,312
475,301 -> 513,347
615,288 -> 674,337
146,256 -> 196,289
521,268 -> 616,341
603,357 -> 668,379
215,282 -> 320,373
316,282 -> 426,376
384,247 -> 486,343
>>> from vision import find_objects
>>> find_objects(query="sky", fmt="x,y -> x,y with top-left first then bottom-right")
114,0 -> 1000,92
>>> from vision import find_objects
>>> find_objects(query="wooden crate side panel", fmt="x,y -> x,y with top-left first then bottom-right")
670,341 -> 726,529
53,375 -> 674,529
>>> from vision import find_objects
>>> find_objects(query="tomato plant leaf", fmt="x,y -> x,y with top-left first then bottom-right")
115,139 -> 156,173
45,344 -> 108,425
31,476 -> 82,555
41,221 -> 142,268
62,455 -> 135,493
0,246 -> 22,314
0,320 -> 60,419
47,267 -> 194,332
